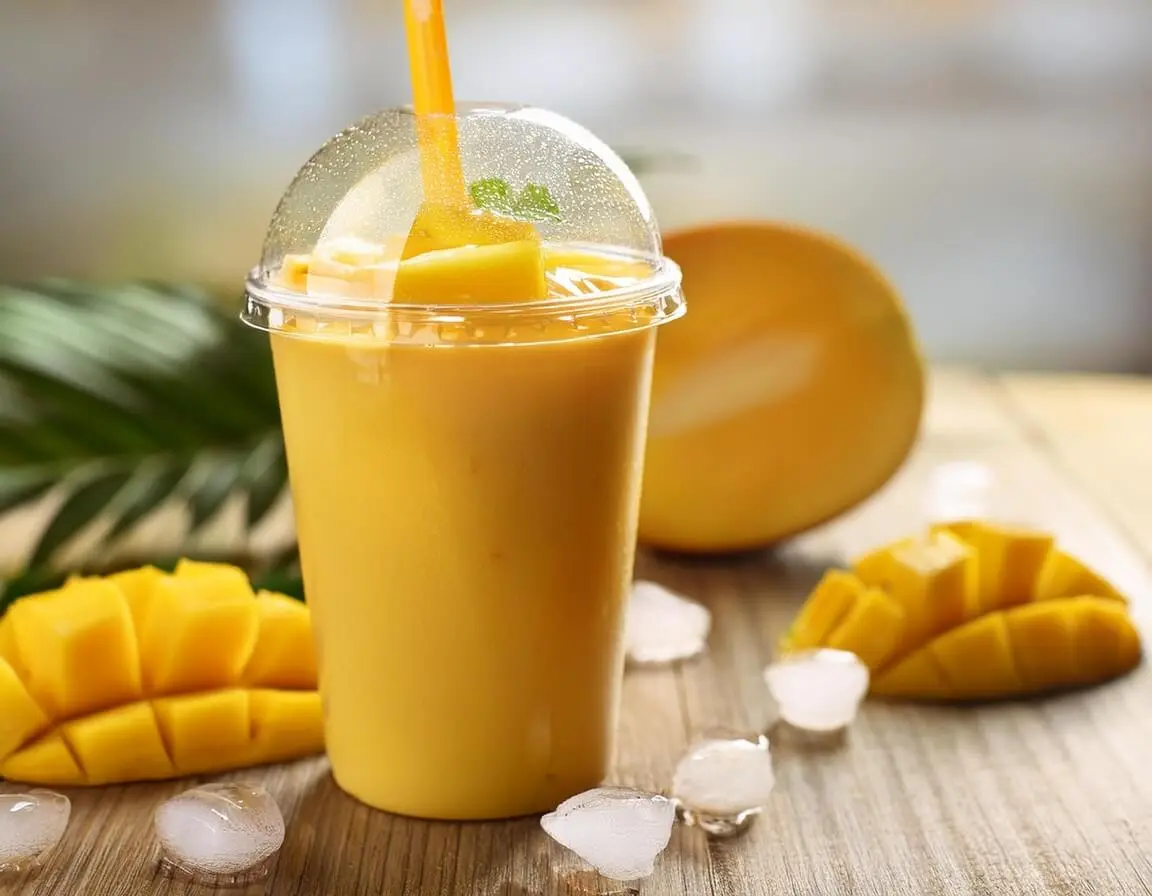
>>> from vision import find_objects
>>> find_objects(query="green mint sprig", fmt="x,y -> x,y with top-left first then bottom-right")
469,177 -> 561,223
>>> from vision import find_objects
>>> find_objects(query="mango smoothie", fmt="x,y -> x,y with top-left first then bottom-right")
263,243 -> 680,820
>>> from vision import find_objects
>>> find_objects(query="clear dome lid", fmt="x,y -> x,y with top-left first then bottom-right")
242,103 -> 684,343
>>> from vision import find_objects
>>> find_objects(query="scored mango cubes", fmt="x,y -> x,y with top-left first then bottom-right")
783,521 -> 1142,702
0,561 -> 324,787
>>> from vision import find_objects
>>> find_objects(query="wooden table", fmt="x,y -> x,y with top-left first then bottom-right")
7,368 -> 1152,895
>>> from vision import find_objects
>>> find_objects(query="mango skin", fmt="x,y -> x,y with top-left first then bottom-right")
0,561 -> 323,786
783,522 -> 1142,702
639,222 -> 925,553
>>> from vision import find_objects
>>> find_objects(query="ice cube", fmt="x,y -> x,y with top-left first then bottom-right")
625,581 -> 710,664
154,782 -> 284,880
763,648 -> 869,732
671,735 -> 774,837
925,461 -> 995,522
540,786 -> 675,882
0,790 -> 70,873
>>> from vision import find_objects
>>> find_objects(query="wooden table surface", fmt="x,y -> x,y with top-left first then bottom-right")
5,368 -> 1152,896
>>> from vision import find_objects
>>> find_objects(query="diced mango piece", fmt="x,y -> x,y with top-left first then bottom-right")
0,610 -> 24,677
873,598 -> 1140,701
106,565 -> 167,634
783,570 -> 865,652
929,612 -> 1022,700
825,587 -> 906,670
872,649 -> 953,700
154,689 -> 251,776
0,562 -> 324,786
244,593 -> 317,690
853,531 -> 974,656
788,525 -> 1140,703
62,702 -> 174,785
934,521 -> 1054,615
1034,550 -> 1127,604
6,579 -> 141,720
248,690 -> 325,766
173,559 -> 255,595
0,733 -> 85,786
1003,599 -> 1077,691
394,241 -> 548,304
0,656 -> 49,761
1072,597 -> 1142,684
136,574 -> 258,696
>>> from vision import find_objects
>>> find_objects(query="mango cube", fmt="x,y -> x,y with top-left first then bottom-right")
0,657 -> 49,761
244,593 -> 318,690
1034,550 -> 1127,603
248,690 -> 325,766
854,531 -> 974,655
929,613 -> 1022,700
107,565 -> 167,634
0,611 -> 25,677
934,521 -> 1054,615
0,560 -> 323,786
0,733 -> 85,786
783,570 -> 864,652
394,240 -> 547,304
1003,600 -> 1077,691
6,579 -> 141,720
789,526 -> 1141,702
153,689 -> 251,776
62,702 -> 174,785
137,573 -> 258,695
824,588 -> 905,670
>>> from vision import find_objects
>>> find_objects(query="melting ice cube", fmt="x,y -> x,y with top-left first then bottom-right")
540,786 -> 675,882
763,648 -> 869,732
154,782 -> 285,880
0,790 -> 70,873
925,461 -> 996,522
625,581 -> 711,664
671,735 -> 774,837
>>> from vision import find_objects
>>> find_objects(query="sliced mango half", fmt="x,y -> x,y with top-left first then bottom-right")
0,561 -> 322,786
782,521 -> 1141,702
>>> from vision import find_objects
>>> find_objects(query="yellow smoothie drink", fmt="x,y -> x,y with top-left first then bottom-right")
243,101 -> 684,820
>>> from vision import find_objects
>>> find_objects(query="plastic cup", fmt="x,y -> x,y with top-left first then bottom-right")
242,104 -> 685,820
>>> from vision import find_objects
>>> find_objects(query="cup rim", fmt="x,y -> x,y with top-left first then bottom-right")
242,244 -> 684,332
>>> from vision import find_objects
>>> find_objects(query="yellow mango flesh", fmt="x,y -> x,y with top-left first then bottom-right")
784,524 -> 1142,701
1034,550 -> 1127,603
0,562 -> 323,786
5,579 -> 142,719
873,597 -> 1141,701
853,531 -> 974,658
244,593 -> 318,690
136,572 -> 259,696
932,521 -> 1054,615
283,231 -> 548,305
639,222 -> 924,552
393,240 -> 547,304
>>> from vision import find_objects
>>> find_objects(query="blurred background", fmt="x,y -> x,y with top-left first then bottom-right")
1,0 -> 1151,371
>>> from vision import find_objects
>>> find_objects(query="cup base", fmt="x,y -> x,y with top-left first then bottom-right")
329,766 -> 607,822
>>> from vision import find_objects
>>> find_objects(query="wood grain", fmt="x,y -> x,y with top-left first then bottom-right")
4,367 -> 1152,895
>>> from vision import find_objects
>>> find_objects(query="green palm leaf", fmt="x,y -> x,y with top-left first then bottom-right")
0,280 -> 296,606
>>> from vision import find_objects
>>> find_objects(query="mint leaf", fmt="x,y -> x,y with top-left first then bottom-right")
469,177 -> 515,215
514,183 -> 561,222
469,177 -> 561,223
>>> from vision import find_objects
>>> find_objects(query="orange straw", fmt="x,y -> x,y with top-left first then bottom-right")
404,0 -> 466,206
